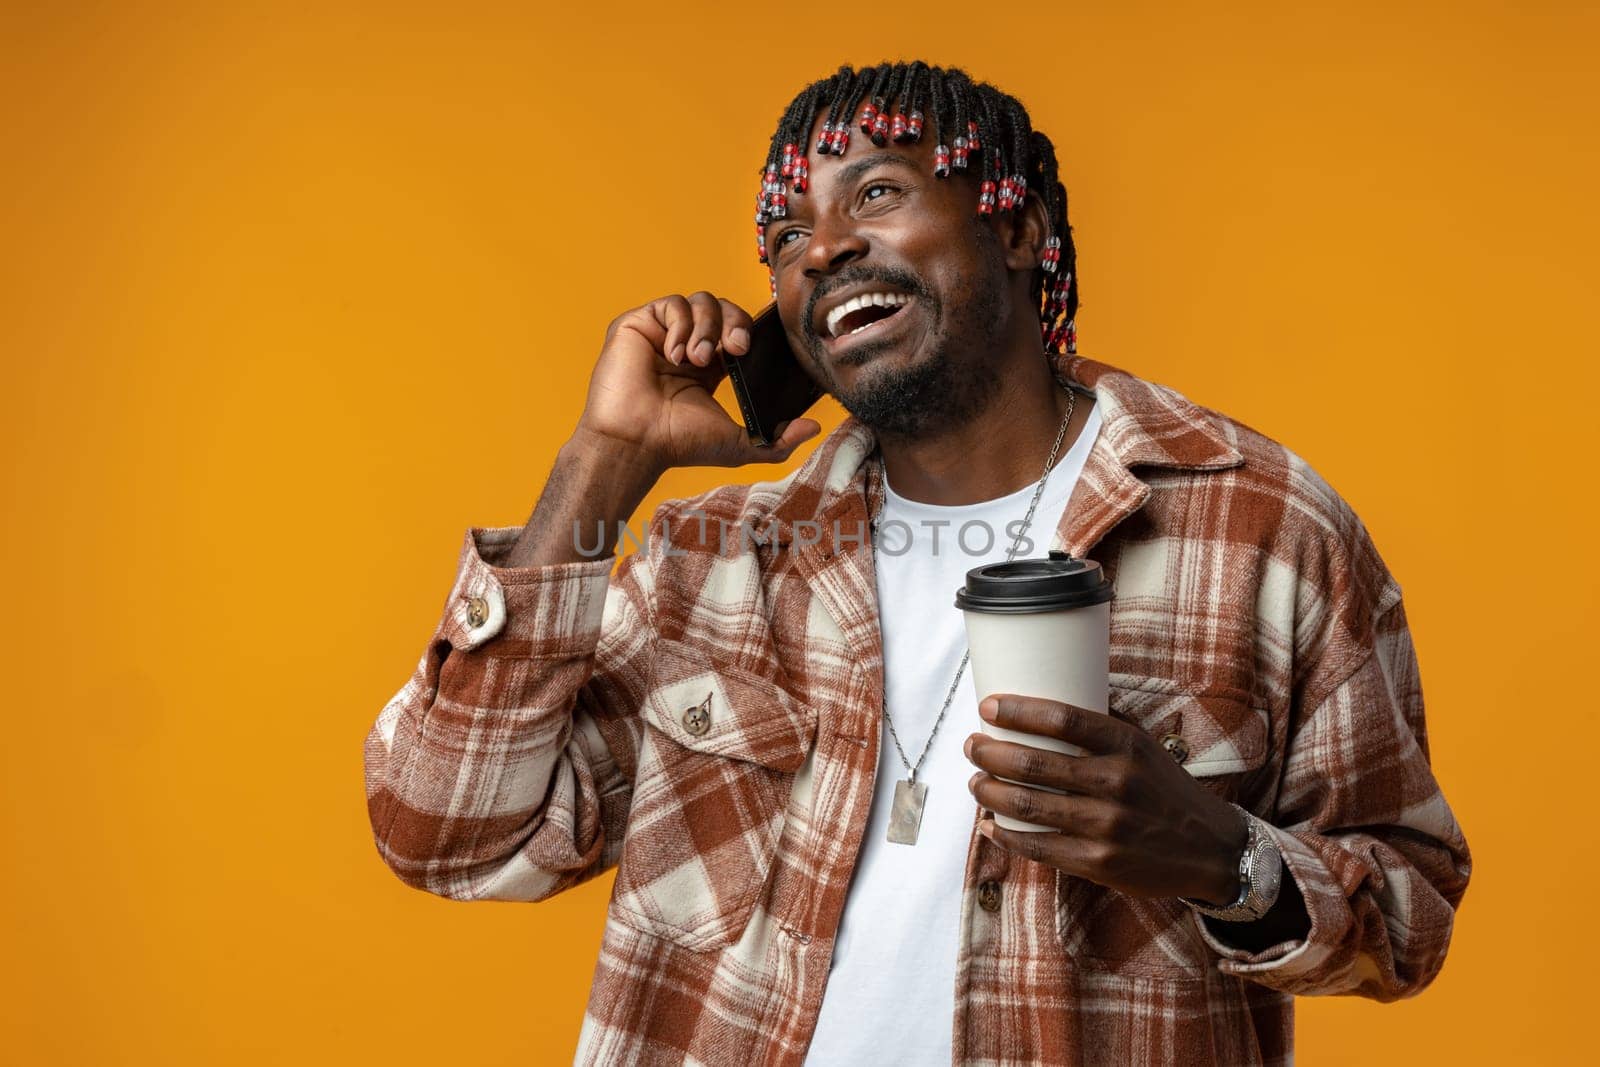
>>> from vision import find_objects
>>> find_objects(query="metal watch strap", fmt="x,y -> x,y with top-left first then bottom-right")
1183,804 -> 1284,923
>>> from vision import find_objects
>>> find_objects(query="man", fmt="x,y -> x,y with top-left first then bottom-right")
363,62 -> 1470,1065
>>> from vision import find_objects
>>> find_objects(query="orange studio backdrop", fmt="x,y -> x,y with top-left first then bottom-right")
3,1 -> 1596,1063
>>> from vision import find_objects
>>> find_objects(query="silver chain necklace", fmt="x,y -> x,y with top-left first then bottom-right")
871,382 -> 1078,846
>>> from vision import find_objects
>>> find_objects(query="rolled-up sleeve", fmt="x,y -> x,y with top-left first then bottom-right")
362,525 -> 657,903
1193,593 -> 1472,999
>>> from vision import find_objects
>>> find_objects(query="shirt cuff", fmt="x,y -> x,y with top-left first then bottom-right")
440,525 -> 615,656
1190,821 -> 1328,975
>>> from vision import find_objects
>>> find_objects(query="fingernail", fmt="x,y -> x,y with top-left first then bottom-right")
977,819 -> 995,840
729,327 -> 750,351
979,698 -> 998,722
963,736 -> 974,760
968,771 -> 982,792
695,339 -> 713,361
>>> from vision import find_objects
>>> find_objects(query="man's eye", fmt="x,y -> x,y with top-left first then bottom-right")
864,183 -> 896,201
774,229 -> 802,249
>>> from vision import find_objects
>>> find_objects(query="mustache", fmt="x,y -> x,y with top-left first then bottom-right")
802,265 -> 932,341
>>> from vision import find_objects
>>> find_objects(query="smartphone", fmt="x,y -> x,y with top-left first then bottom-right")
720,302 -> 823,447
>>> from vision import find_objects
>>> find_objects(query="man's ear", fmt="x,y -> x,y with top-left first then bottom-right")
997,189 -> 1052,272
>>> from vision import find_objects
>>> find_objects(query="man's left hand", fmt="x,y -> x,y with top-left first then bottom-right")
965,694 -> 1247,905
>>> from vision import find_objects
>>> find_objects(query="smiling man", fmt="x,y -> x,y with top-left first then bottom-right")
363,63 -> 1471,1065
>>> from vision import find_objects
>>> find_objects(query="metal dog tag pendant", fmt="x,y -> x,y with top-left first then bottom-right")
887,779 -> 929,845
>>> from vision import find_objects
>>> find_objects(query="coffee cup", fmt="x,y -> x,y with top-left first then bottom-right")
956,550 -> 1114,832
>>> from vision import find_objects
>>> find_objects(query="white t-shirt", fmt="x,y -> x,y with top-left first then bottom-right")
804,399 -> 1103,1064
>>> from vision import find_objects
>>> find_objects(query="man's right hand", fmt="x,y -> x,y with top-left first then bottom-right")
576,292 -> 822,472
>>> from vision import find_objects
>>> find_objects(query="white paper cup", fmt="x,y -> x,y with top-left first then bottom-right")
957,552 -> 1114,832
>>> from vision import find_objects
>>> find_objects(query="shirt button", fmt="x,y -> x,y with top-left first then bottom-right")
977,880 -> 1002,913
466,595 -> 489,628
682,695 -> 712,736
1160,733 -> 1190,763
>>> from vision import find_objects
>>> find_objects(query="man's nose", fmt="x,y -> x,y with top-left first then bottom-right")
802,216 -> 869,278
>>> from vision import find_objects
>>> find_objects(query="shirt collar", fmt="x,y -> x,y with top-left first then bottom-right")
759,353 -> 1244,530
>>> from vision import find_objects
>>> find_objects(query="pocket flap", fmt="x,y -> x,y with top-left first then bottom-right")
643,646 -> 817,772
1109,675 -> 1267,776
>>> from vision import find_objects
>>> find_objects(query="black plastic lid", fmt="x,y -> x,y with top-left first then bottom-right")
954,550 -> 1114,614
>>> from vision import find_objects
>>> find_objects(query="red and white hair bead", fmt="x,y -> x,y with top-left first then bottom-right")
857,101 -> 879,138
1042,235 -> 1062,274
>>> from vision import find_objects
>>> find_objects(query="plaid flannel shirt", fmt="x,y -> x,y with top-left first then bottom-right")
364,353 -> 1471,1065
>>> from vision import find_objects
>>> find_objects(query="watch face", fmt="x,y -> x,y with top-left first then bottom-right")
1185,809 -> 1283,921
1244,828 -> 1284,914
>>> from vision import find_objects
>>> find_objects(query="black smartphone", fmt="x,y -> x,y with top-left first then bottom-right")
720,302 -> 824,447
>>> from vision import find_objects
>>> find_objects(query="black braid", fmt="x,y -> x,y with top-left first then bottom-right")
822,67 -> 853,146
872,62 -> 893,112
790,82 -> 823,171
1007,99 -> 1029,187
866,62 -> 894,144
756,63 -> 1082,354
769,86 -> 812,168
904,60 -> 925,118
976,90 -> 1002,176
1029,129 -> 1078,334
950,73 -> 968,158
851,66 -> 874,130
884,64 -> 907,115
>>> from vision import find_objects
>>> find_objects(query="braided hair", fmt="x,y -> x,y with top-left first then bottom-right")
755,63 -> 1079,355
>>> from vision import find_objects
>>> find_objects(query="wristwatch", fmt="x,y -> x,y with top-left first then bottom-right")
1183,803 -> 1284,923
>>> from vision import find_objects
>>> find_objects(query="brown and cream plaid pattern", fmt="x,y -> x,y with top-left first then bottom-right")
364,354 -> 1471,1065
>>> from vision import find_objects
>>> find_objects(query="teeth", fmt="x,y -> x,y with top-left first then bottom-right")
825,291 -> 910,338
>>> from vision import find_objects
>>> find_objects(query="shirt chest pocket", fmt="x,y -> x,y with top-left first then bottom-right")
1055,678 -> 1271,979
1107,674 -> 1270,789
608,645 -> 817,953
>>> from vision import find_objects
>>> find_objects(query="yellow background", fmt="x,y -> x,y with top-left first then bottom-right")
4,1 -> 1595,1062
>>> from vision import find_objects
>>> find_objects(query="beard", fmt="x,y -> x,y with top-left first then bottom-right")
800,243 -> 1011,440
833,327 -> 1002,438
